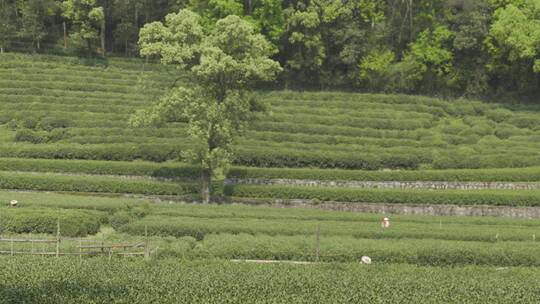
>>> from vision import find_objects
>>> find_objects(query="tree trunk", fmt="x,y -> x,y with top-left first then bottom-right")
101,19 -> 106,57
63,21 -> 68,49
135,6 -> 139,27
87,39 -> 92,54
0,46 -> 4,54
200,168 -> 212,204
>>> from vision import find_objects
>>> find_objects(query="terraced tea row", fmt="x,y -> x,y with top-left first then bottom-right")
1,53 -> 539,169
0,171 -> 539,207
2,191 -> 540,266
2,257 -> 539,303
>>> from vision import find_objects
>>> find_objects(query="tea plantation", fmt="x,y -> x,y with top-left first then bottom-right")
1,53 -> 540,170
1,53 -> 540,303
1,192 -> 540,303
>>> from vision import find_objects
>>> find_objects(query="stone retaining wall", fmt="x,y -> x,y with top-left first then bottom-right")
8,171 -> 540,190
230,199 -> 540,219
225,178 -> 540,190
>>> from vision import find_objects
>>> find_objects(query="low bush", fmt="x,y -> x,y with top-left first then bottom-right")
0,190 -> 152,212
14,129 -> 49,144
227,165 -> 540,182
2,257 -> 540,303
0,172 -> 199,195
486,108 -> 514,122
120,212 -> 540,243
0,158 -> 199,178
0,207 -> 102,236
224,185 -> 540,207
2,158 -> 539,182
0,143 -> 186,162
193,234 -> 540,266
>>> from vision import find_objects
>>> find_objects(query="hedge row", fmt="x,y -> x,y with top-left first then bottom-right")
228,166 -> 540,182
1,158 -> 539,182
234,145 -> 433,169
0,79 -> 163,95
1,72 -> 140,87
0,158 -> 199,178
192,234 -> 540,266
4,258 -> 540,303
0,141 -> 538,169
0,190 -> 151,213
0,93 -> 147,107
263,112 -> 433,130
0,87 -> 148,101
0,102 -> 135,115
224,185 -> 540,206
0,53 -> 167,71
246,131 -> 423,148
0,143 -> 185,162
265,98 -> 448,117
120,213 -> 540,242
250,121 -> 427,139
270,105 -> 435,120
0,66 -> 167,82
0,207 -> 102,236
0,172 -> 199,195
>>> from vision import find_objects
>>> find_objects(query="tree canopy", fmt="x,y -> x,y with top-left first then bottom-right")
0,0 -> 539,100
132,10 -> 281,203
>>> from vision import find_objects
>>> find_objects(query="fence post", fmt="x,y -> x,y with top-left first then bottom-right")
144,225 -> 150,259
79,239 -> 82,264
56,218 -> 60,258
315,224 -> 320,262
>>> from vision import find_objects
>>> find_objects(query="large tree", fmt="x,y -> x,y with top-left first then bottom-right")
18,0 -> 57,51
61,0 -> 106,55
132,10 -> 281,203
0,0 -> 18,54
487,0 -> 540,91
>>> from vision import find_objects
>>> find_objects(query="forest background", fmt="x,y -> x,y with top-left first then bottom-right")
0,0 -> 539,101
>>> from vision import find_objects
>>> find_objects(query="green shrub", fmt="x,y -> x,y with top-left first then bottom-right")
109,211 -> 132,230
14,129 -> 49,144
495,124 -> 527,139
2,158 -> 538,182
0,207 -> 102,236
223,185 -> 540,207
40,116 -> 73,131
0,172 -> 199,196
486,108 -> 513,122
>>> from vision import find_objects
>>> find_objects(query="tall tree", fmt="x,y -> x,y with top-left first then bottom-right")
446,0 -> 491,96
132,10 -> 281,203
61,0 -> 105,55
111,0 -> 143,55
400,25 -> 454,94
488,0 -> 540,74
0,0 -> 18,54
18,0 -> 57,51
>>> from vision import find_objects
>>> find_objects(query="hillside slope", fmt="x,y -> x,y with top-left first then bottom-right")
1,53 -> 539,170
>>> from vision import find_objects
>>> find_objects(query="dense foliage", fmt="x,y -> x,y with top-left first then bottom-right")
0,170 -> 538,207
0,207 -> 102,236
2,158 -> 539,182
133,10 -> 281,203
2,190 -> 540,267
1,0 -> 539,98
1,257 -> 539,303
1,54 -> 539,170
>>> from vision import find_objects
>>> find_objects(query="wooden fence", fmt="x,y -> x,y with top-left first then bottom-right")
0,221 -> 154,259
